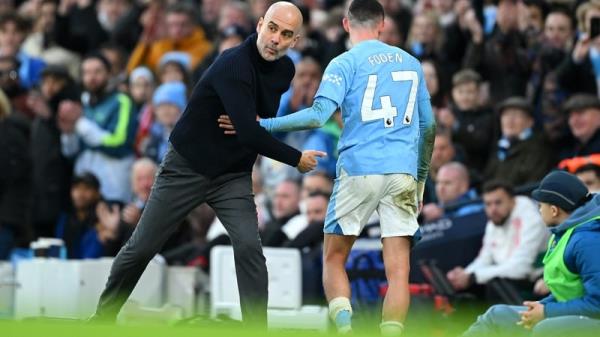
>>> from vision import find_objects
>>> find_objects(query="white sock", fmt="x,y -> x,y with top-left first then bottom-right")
380,321 -> 404,336
329,297 -> 353,333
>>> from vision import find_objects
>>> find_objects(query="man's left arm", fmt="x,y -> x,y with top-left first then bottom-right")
544,232 -> 600,318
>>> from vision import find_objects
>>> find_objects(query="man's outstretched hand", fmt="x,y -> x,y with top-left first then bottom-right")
297,150 -> 327,173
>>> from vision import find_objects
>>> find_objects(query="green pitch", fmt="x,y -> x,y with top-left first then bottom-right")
0,304 -> 485,337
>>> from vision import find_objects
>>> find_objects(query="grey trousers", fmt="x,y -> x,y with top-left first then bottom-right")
95,145 -> 267,326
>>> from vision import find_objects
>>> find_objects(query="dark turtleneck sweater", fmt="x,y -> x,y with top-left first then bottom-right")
170,34 -> 301,177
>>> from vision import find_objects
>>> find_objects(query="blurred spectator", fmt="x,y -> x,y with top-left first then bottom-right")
559,94 -> 600,160
440,0 -> 481,89
522,0 -> 547,31
530,8 -> 575,138
421,59 -> 447,110
192,24 -> 248,83
28,65 -> 79,238
378,0 -> 412,46
95,158 -> 193,255
406,10 -> 443,61
0,88 -> 32,259
518,0 -> 548,48
439,69 -> 495,174
290,5 -> 329,68
483,97 -> 554,187
122,158 -> 155,227
447,181 -> 547,292
55,0 -> 133,55
199,0 -> 229,39
100,43 -> 128,92
433,0 -> 456,28
249,0 -> 272,24
257,57 -> 323,192
285,190 -> 329,249
55,172 -> 120,258
129,66 -> 155,155
252,166 -> 271,229
157,51 -> 191,87
575,163 -> 600,193
556,0 -> 600,96
217,0 -> 253,33
423,129 -> 463,204
129,66 -> 154,109
464,0 -> 531,104
278,56 -> 321,115
143,81 -> 186,163
109,0 -> 149,53
261,179 -> 306,247
59,53 -> 137,203
301,171 -> 334,200
421,162 -> 483,222
0,55 -> 32,117
0,11 -> 46,90
277,56 -> 322,145
127,2 -> 212,73
299,170 -> 333,216
380,15 -> 402,47
21,0 -> 81,79
0,0 -> 12,15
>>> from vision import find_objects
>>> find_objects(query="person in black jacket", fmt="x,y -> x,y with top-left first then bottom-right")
91,2 -> 323,326
0,88 -> 31,260
28,65 -> 79,239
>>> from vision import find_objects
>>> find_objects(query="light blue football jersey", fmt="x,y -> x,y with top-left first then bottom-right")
315,39 -> 430,178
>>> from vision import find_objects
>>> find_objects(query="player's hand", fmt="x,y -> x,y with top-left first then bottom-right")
297,150 -> 327,173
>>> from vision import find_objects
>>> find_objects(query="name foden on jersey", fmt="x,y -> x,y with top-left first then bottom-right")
367,53 -> 402,66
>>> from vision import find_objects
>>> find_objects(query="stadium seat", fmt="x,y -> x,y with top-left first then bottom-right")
13,256 -> 166,319
210,246 -> 328,331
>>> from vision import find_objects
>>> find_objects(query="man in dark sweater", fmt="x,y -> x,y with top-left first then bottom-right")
92,2 -> 323,326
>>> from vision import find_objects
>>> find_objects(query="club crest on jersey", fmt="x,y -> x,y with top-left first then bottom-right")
323,73 -> 343,86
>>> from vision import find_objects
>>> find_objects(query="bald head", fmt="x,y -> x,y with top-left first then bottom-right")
256,1 -> 303,61
435,162 -> 470,204
265,1 -> 303,25
131,158 -> 157,202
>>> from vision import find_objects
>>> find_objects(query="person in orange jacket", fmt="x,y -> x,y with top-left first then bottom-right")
126,1 -> 212,74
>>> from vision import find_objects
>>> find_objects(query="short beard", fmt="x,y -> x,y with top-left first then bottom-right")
86,82 -> 108,97
492,214 -> 510,227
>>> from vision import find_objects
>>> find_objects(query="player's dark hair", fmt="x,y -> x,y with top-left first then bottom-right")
482,180 -> 515,197
347,0 -> 384,27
